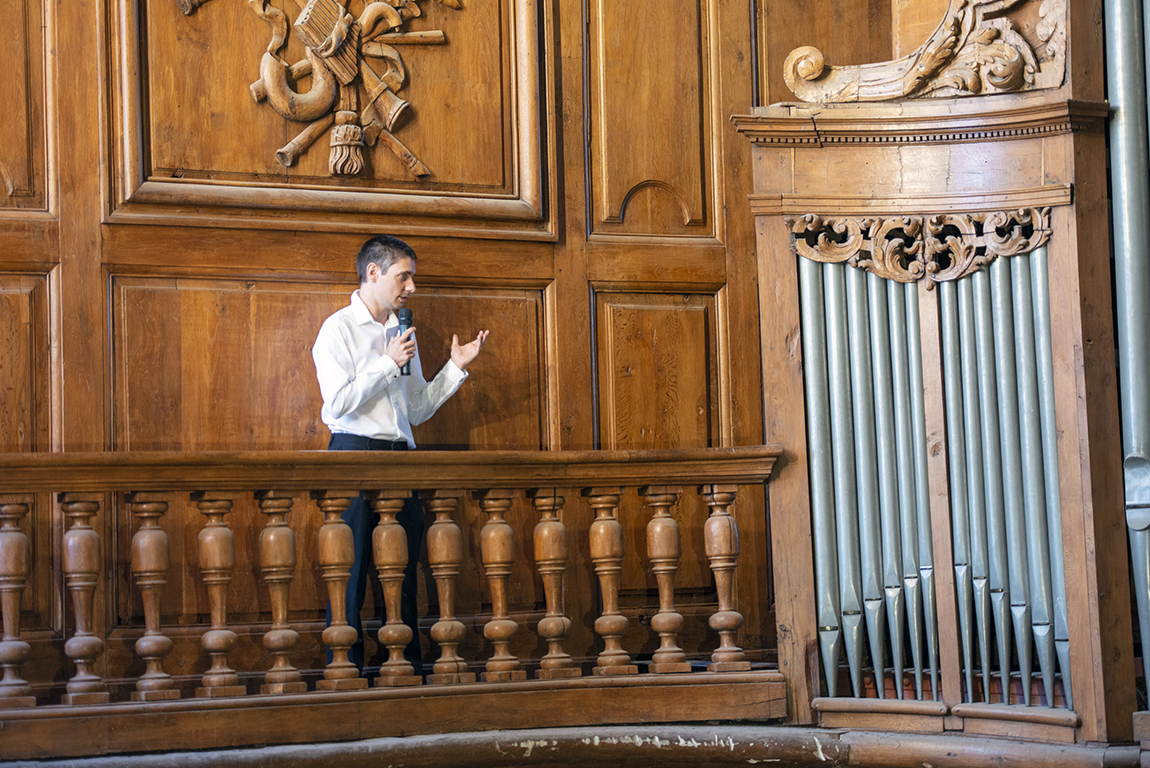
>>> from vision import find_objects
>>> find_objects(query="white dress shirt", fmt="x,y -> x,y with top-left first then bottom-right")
312,290 -> 468,447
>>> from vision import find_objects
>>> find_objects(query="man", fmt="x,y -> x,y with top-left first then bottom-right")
312,234 -> 489,673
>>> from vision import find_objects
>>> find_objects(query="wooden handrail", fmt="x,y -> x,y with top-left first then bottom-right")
0,446 -> 781,493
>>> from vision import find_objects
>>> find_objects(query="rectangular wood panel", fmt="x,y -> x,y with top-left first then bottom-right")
0,0 -> 48,212
587,0 -> 714,238
0,273 -> 50,452
111,0 -> 550,236
114,277 -> 545,451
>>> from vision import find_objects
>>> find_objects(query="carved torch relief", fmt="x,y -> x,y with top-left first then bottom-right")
783,0 -> 1065,103
177,0 -> 462,178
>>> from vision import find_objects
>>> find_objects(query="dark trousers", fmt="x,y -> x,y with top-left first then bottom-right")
326,433 -> 424,675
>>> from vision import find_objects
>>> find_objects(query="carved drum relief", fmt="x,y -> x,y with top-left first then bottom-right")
177,0 -> 461,179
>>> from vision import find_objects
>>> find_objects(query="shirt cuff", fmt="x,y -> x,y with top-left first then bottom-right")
363,353 -> 401,385
443,359 -> 469,383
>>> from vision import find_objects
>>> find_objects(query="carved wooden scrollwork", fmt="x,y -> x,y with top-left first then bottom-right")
783,0 -> 1065,103
786,207 -> 1051,286
177,0 -> 462,178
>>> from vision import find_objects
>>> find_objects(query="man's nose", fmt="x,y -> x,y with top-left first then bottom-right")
406,280 -> 416,293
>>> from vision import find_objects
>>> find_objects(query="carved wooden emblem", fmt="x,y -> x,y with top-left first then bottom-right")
786,208 -> 1051,286
177,0 -> 462,178
784,0 -> 1066,103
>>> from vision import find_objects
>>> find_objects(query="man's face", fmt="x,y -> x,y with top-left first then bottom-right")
364,256 -> 416,315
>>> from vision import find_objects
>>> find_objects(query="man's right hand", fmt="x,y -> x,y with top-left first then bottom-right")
385,327 -> 417,368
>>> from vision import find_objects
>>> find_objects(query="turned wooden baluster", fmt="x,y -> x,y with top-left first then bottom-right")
0,498 -> 35,707
422,489 -> 475,685
312,490 -> 368,691
60,494 -> 110,705
700,484 -> 751,672
371,491 -> 422,687
641,485 -> 691,674
127,492 -> 180,701
191,491 -> 245,698
528,488 -> 580,679
257,490 -> 306,694
583,487 -> 637,676
474,489 -> 526,682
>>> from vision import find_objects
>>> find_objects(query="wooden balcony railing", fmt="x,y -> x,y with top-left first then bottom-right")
0,447 -> 783,761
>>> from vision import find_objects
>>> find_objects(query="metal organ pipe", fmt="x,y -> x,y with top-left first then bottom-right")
823,263 -> 865,697
799,258 -> 843,697
1105,0 -> 1150,706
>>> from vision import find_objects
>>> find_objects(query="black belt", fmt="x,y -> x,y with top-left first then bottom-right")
328,434 -> 409,451
367,438 -> 408,451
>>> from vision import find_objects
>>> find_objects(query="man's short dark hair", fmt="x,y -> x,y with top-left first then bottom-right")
357,235 -> 417,284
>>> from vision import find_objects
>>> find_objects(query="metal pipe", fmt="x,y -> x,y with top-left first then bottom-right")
846,266 -> 887,699
888,279 -> 925,700
906,283 -> 940,700
799,257 -> 843,696
958,276 -> 993,702
940,281 -> 976,702
1029,245 -> 1073,709
824,263 -> 865,697
991,256 -> 1034,706
868,272 -> 905,699
1105,0 -> 1150,707
973,268 -> 1013,704
1011,253 -> 1057,706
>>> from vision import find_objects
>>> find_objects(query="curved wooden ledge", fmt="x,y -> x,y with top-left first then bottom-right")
812,696 -> 948,716
952,702 -> 1080,727
0,446 -> 781,494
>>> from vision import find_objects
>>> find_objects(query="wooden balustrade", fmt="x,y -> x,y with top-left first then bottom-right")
0,448 -> 778,723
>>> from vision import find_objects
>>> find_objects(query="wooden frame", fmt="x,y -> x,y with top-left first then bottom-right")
104,0 -> 556,240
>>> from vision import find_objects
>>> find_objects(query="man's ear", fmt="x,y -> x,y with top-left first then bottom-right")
365,261 -> 378,282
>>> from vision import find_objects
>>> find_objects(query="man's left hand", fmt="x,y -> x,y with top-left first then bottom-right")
451,330 -> 490,371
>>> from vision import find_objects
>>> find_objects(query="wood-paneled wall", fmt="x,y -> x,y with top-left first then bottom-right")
0,0 -> 895,703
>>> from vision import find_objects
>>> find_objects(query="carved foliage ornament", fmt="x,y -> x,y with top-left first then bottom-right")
785,208 -> 1051,286
177,0 -> 462,178
783,0 -> 1066,103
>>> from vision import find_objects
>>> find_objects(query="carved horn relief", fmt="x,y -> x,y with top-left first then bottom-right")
783,0 -> 1065,103
177,0 -> 463,178
785,208 -> 1051,286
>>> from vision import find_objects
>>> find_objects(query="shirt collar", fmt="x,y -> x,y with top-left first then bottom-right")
350,290 -> 397,328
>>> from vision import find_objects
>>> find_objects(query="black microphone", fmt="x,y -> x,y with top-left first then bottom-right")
397,307 -> 413,376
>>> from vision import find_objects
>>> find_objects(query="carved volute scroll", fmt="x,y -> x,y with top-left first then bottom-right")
784,0 -> 1066,103
178,0 -> 462,178
0,499 -> 35,707
59,494 -> 110,705
786,207 -> 1051,287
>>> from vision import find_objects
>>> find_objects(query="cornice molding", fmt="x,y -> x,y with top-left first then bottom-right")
748,183 -> 1072,217
732,100 -> 1109,148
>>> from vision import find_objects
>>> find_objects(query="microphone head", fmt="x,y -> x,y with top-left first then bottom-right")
396,308 -> 413,326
